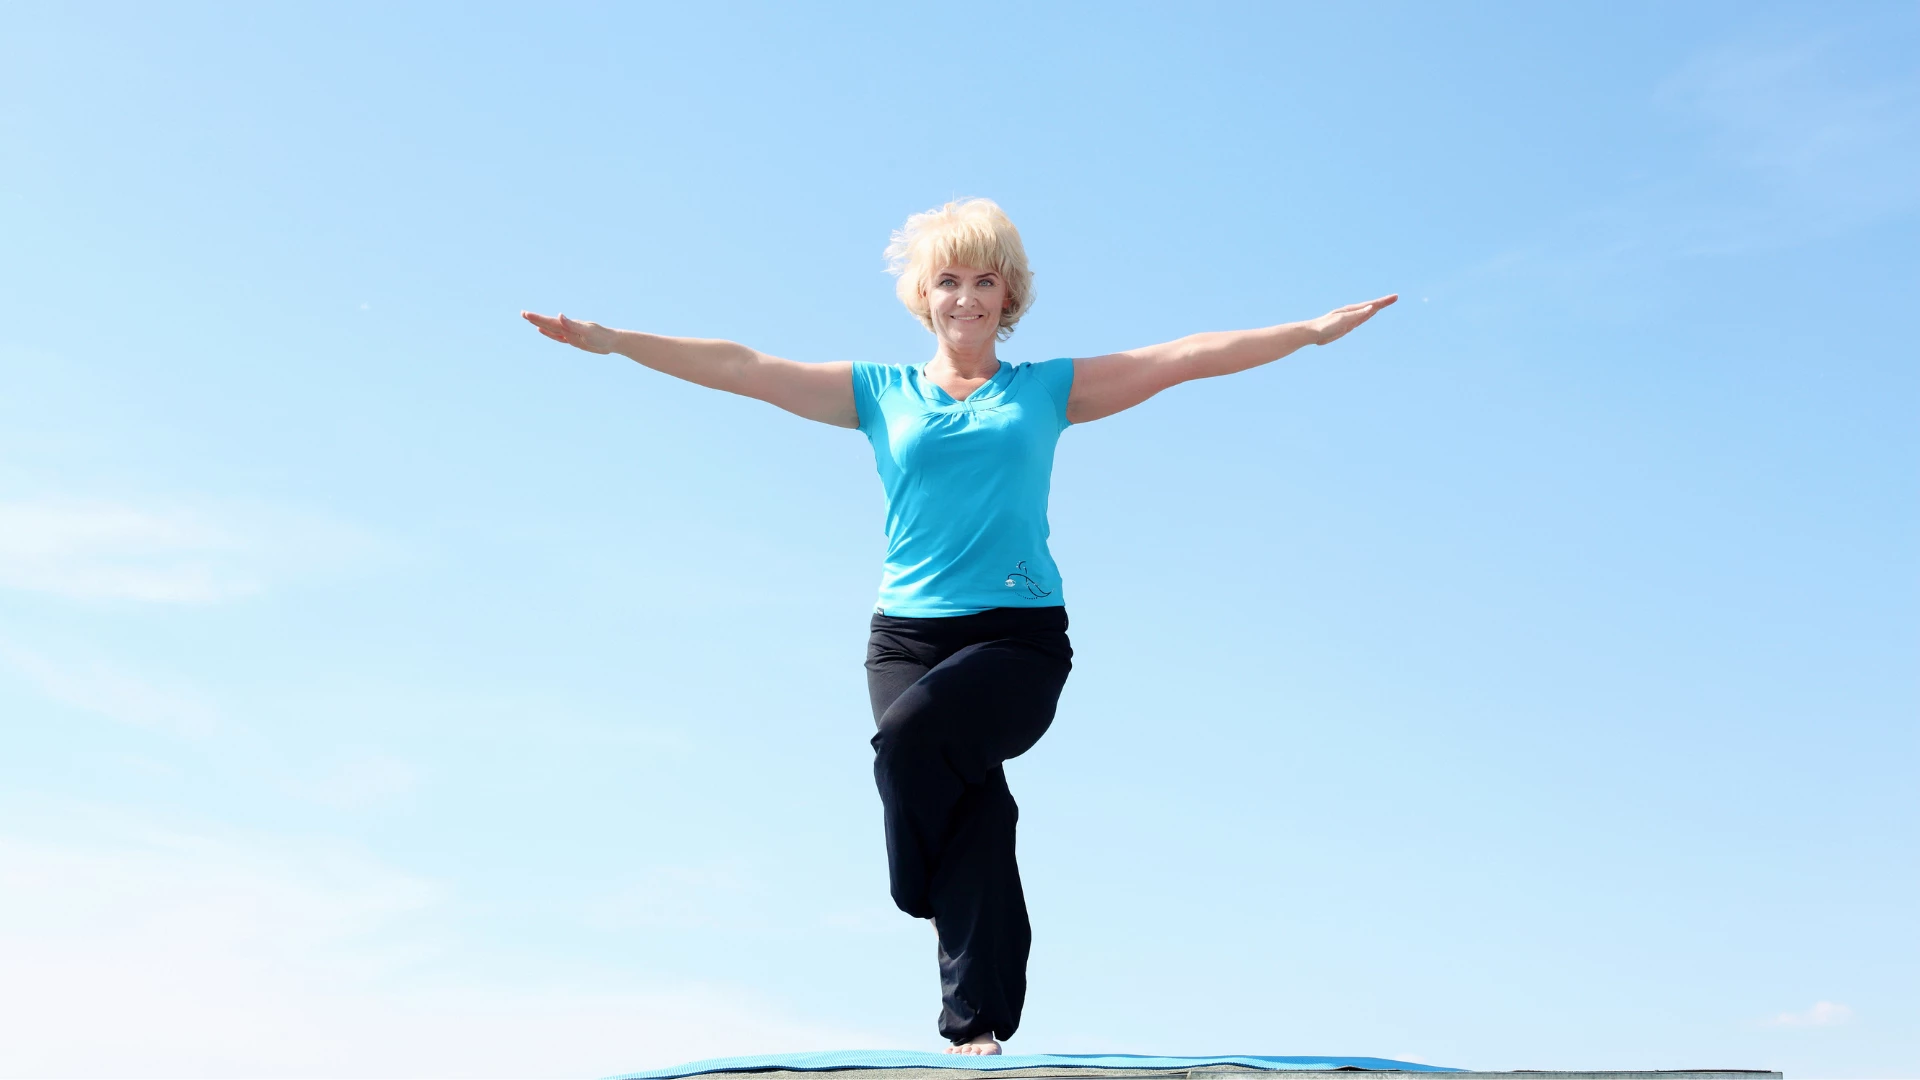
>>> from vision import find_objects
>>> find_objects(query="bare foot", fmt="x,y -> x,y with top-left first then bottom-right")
945,1032 -> 1002,1055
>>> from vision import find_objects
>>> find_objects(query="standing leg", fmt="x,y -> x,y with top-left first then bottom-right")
932,765 -> 1029,1044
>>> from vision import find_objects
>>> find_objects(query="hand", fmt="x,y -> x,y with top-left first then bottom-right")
521,310 -> 615,354
1307,294 -> 1398,345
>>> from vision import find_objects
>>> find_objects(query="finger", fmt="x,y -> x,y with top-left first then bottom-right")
1335,294 -> 1398,314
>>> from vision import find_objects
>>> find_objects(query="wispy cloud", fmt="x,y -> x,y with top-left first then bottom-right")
1767,1000 -> 1855,1028
1431,25 -> 1918,318
0,497 -> 381,603
295,753 -> 422,809
1643,30 -> 1912,255
1659,34 -> 1919,217
0,638 -> 219,737
584,863 -> 912,938
584,860 -> 771,931
0,500 -> 253,602
0,822 -> 879,1077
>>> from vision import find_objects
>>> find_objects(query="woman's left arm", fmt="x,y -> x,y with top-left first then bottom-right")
1066,294 -> 1398,424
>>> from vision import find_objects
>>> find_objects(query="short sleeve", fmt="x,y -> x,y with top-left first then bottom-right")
850,361 -> 892,437
1025,357 -> 1074,430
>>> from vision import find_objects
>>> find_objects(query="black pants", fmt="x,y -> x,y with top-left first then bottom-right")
866,606 -> 1073,1044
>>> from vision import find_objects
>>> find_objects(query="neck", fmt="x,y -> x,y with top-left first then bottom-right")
929,335 -> 999,379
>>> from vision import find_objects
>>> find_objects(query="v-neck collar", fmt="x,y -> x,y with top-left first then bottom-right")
919,360 -> 1012,407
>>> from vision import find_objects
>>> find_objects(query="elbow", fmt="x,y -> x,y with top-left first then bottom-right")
1162,338 -> 1209,386
712,344 -> 763,396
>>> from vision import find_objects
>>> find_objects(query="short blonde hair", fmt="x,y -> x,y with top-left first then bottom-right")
884,198 -> 1034,341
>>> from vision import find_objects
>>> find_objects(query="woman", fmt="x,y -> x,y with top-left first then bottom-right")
523,198 -> 1394,1056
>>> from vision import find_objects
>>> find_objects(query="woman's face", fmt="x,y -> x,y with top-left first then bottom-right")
927,264 -> 1006,349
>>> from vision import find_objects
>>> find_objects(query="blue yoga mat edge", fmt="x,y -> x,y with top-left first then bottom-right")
608,1051 -> 1462,1079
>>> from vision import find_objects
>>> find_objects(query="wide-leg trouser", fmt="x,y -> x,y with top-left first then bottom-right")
865,605 -> 1072,1045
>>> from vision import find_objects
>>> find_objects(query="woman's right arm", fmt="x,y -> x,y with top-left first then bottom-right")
521,311 -> 858,429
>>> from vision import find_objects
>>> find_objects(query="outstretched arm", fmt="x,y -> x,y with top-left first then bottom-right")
521,311 -> 858,428
1066,295 -> 1397,424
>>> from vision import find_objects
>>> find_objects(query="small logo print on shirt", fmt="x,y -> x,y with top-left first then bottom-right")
1003,561 -> 1053,598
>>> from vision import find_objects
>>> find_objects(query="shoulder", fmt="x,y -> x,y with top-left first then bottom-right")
852,361 -> 912,392
1016,358 -> 1074,427
851,362 -> 916,433
1018,357 -> 1074,398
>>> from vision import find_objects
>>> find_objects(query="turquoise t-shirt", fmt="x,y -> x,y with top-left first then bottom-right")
851,357 -> 1074,617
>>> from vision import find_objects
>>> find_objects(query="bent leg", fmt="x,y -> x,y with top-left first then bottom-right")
870,636 -> 1068,918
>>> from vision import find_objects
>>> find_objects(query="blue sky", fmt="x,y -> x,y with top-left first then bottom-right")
1,2 -> 1915,1077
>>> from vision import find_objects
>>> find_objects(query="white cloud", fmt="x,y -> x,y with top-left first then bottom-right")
1767,1001 -> 1855,1028
0,639 -> 219,737
0,824 -> 880,1078
0,497 -> 381,603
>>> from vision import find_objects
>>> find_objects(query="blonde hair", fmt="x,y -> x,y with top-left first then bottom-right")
884,198 -> 1034,341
